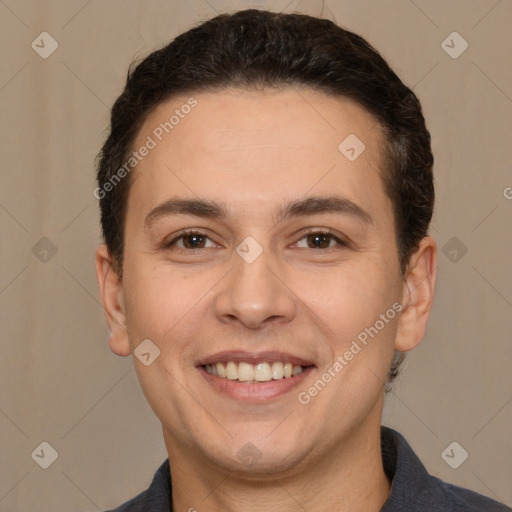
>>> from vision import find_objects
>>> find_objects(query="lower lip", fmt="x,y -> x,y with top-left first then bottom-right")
199,366 -> 315,402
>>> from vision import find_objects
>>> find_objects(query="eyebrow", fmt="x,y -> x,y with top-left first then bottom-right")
144,195 -> 373,230
145,198 -> 228,229
283,196 -> 372,224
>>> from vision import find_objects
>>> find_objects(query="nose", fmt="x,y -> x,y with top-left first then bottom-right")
214,246 -> 297,330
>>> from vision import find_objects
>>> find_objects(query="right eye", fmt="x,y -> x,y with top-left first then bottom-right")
162,230 -> 218,251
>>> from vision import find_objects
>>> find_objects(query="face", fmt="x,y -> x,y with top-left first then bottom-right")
96,87 -> 436,476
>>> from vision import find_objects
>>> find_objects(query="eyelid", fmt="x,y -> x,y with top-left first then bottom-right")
161,229 -> 217,250
292,228 -> 350,249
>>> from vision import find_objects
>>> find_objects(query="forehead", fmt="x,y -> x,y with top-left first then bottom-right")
128,88 -> 391,223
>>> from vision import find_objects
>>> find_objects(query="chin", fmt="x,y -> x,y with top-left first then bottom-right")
201,432 -> 317,478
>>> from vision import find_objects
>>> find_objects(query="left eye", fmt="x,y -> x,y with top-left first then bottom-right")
167,232 -> 216,250
295,232 -> 346,249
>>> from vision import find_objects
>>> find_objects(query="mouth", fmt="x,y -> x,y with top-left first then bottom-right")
196,351 -> 316,402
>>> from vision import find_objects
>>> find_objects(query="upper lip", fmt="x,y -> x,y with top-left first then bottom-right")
196,350 -> 316,368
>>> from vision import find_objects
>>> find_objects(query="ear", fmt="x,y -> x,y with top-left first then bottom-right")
395,236 -> 437,352
95,244 -> 131,356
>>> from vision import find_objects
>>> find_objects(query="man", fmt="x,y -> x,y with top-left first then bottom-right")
94,9 -> 511,512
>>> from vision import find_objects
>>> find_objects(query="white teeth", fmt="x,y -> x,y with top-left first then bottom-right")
292,365 -> 303,376
238,362 -> 254,382
271,362 -> 284,379
254,362 -> 272,381
216,362 -> 226,378
204,361 -> 307,382
226,361 -> 238,380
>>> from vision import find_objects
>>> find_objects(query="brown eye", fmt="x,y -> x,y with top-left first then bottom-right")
295,231 -> 346,250
163,231 -> 216,250
306,233 -> 332,249
181,234 -> 207,249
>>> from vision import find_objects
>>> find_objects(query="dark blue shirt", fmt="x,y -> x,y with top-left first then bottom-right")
105,426 -> 511,511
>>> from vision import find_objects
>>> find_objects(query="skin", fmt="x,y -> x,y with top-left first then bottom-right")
96,87 -> 437,512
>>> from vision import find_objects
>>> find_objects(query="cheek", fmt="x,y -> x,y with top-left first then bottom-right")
122,260 -> 224,349
295,260 -> 400,389
290,260 -> 398,336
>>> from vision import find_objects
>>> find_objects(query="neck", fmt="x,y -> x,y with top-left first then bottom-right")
165,408 -> 390,512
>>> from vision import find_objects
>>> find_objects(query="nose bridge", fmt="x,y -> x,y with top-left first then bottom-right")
214,240 -> 296,329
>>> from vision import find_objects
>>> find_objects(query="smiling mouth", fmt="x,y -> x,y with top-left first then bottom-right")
202,361 -> 313,383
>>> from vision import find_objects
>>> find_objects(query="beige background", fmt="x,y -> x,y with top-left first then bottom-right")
0,0 -> 511,510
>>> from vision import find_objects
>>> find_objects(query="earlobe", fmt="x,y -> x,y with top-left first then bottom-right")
395,236 -> 437,352
95,244 -> 131,357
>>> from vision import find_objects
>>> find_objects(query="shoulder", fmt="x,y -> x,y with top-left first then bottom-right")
381,427 -> 511,511
103,459 -> 172,512
417,475 -> 512,511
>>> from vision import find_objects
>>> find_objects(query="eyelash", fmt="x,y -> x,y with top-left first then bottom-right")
161,229 -> 349,252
